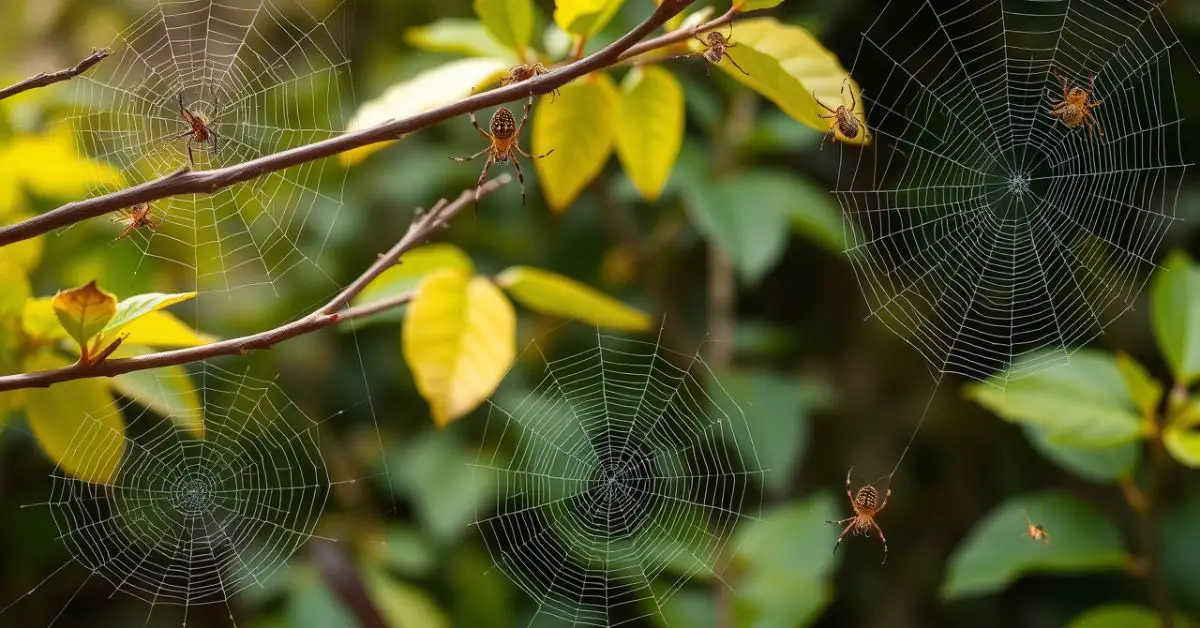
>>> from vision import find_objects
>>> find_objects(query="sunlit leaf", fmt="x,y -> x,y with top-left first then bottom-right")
365,567 -> 451,628
533,74 -> 619,211
1115,352 -> 1163,419
0,212 -> 44,271
351,243 -> 475,326
475,0 -> 534,53
405,18 -> 517,59
690,18 -> 868,145
1065,604 -> 1185,628
21,297 -> 64,345
1151,251 -> 1200,386
23,354 -> 124,485
118,310 -> 216,348
615,66 -> 684,202
941,492 -> 1126,600
554,0 -> 624,37
0,124 -> 123,210
0,261 -> 29,321
104,291 -> 196,337
711,369 -> 807,497
52,280 -> 117,358
341,58 -> 512,166
403,269 -> 516,427
110,361 -> 204,439
1022,424 -> 1138,484
495,265 -> 651,331
1163,421 -> 1200,468
736,0 -> 786,9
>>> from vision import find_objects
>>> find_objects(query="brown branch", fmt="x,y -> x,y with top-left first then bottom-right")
0,48 -> 110,102
616,6 -> 738,63
0,0 -> 697,248
0,174 -> 512,392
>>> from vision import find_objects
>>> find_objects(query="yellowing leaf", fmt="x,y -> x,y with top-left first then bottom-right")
354,244 -> 475,312
0,124 -> 124,211
615,66 -> 684,202
475,0 -> 534,54
1163,423 -> 1200,467
736,0 -> 785,10
554,0 -> 624,37
103,291 -> 196,337
22,296 -> 66,345
0,212 -> 44,271
533,74 -> 620,211
403,269 -> 515,428
23,354 -> 124,484
341,59 -> 512,166
691,18 -> 869,145
110,362 -> 204,439
0,261 -> 29,321
52,280 -> 117,357
119,310 -> 216,348
496,265 -> 651,331
405,19 -> 517,60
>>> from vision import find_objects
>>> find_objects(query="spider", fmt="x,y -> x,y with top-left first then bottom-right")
1021,510 -> 1050,547
1048,69 -> 1104,140
693,25 -> 749,77
110,202 -> 158,243
501,62 -> 558,102
826,466 -> 890,564
815,79 -> 869,148
449,94 -> 553,212
167,91 -> 221,166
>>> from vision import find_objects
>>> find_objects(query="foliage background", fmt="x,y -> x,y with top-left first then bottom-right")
0,0 -> 1198,626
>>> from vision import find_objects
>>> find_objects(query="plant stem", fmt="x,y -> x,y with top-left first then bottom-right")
1139,386 -> 1176,627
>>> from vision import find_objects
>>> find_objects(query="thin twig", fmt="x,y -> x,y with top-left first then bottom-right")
0,49 -> 110,102
0,0 -> 697,247
0,175 -> 512,392
616,6 -> 739,63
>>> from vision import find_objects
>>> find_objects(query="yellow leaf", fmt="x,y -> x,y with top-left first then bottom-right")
404,19 -> 517,60
119,310 -> 216,348
110,360 -> 204,439
555,0 -> 625,37
615,66 -> 684,202
496,265 -> 651,331
0,124 -> 124,210
0,261 -> 29,321
691,18 -> 869,145
22,296 -> 66,344
0,212 -> 44,271
533,74 -> 620,211
52,280 -> 117,358
23,354 -> 124,484
736,0 -> 785,9
103,291 -> 197,337
354,243 -> 475,312
403,269 -> 515,428
365,567 -> 450,628
341,58 -> 512,166
475,0 -> 534,53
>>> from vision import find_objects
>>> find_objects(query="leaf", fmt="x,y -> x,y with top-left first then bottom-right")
533,73 -> 620,211
1151,251 -> 1200,385
23,354 -> 125,484
710,369 -> 807,497
1021,424 -> 1139,483
110,363 -> 204,439
351,243 -> 475,326
365,568 -> 451,628
941,492 -> 1127,600
1066,604 -> 1185,628
118,310 -> 216,348
615,66 -> 684,202
1163,422 -> 1200,467
0,212 -> 44,271
684,173 -> 791,286
495,265 -> 651,331
403,269 -> 516,427
554,0 -> 624,37
52,280 -> 117,358
22,297 -> 65,344
965,350 -> 1144,448
103,291 -> 196,337
1161,487 -> 1200,609
1115,352 -> 1163,418
0,124 -> 124,209
736,0 -> 786,9
475,0 -> 534,53
690,18 -> 869,145
405,18 -> 517,59
0,261 -> 30,321
341,58 -> 512,166
388,428 -> 495,542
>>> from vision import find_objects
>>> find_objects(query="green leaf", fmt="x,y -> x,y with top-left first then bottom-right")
554,0 -> 624,37
615,66 -> 684,202
103,291 -> 196,337
533,74 -> 620,211
684,171 -> 791,286
1021,424 -> 1139,483
1150,251 -> 1200,385
23,354 -> 125,485
365,567 -> 451,628
1161,487 -> 1200,609
351,243 -> 475,327
941,492 -> 1127,600
110,363 -> 204,439
475,0 -> 534,53
405,18 -> 517,59
736,0 -> 786,9
965,350 -> 1144,448
52,280 -> 117,358
1115,352 -> 1163,418
495,265 -> 651,331
1163,422 -> 1200,467
388,428 -> 495,543
711,369 -> 807,497
1066,604 -> 1186,628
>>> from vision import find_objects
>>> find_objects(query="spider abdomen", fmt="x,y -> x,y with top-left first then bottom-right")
836,110 -> 861,138
490,108 -> 518,139
855,486 -> 878,511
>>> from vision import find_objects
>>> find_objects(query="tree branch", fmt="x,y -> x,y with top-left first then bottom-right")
0,0 -> 698,247
0,175 -> 512,392
617,6 -> 738,63
0,49 -> 110,102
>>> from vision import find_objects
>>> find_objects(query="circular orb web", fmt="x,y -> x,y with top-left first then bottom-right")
46,365 -> 329,606
836,0 -> 1190,381
70,0 -> 350,294
475,333 -> 764,627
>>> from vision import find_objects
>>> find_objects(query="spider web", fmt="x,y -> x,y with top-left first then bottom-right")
836,0 -> 1194,382
70,0 -> 350,295
473,332 -> 764,627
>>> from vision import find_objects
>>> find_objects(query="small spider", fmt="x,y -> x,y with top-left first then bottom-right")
110,202 -> 158,243
167,91 -> 221,166
449,94 -> 553,212
693,24 -> 749,76
826,466 -> 890,564
501,62 -> 558,102
1048,69 -> 1104,140
1021,510 -> 1050,547
815,79 -> 869,148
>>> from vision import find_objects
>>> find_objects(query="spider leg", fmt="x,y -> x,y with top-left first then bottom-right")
187,139 -> 196,167
515,143 -> 554,159
511,156 -> 528,206
724,53 -> 750,77
472,155 -> 495,214
814,91 -> 839,114
517,94 -> 533,135
725,21 -> 733,43
693,34 -> 708,48
844,466 -> 854,504
467,111 -> 488,138
177,91 -> 186,117
845,79 -> 857,110
1088,72 -> 1096,94
164,129 -> 193,141
450,146 -> 492,162
868,520 -> 888,564
875,485 -> 892,513
830,521 -> 856,554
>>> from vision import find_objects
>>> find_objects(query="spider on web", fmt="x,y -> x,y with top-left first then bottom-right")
167,91 -> 222,166
815,78 -> 869,147
110,202 -> 157,243
1048,69 -> 1104,140
826,466 -> 890,564
449,94 -> 553,212
693,24 -> 749,76
1021,509 -> 1050,547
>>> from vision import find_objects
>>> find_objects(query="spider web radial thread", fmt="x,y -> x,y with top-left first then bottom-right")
40,364 -> 329,606
70,0 -> 350,295
474,333 -> 764,627
837,0 -> 1191,381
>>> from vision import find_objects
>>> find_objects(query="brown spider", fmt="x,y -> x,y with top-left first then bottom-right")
1049,69 -> 1104,140
449,94 -> 553,212
826,466 -> 890,564
501,62 -> 558,102
1021,510 -> 1050,547
815,79 -> 868,148
694,25 -> 749,76
167,91 -> 221,166
110,202 -> 158,243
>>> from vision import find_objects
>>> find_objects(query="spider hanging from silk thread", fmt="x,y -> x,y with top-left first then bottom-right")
449,94 -> 553,212
826,466 -> 891,564
168,91 -> 222,166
